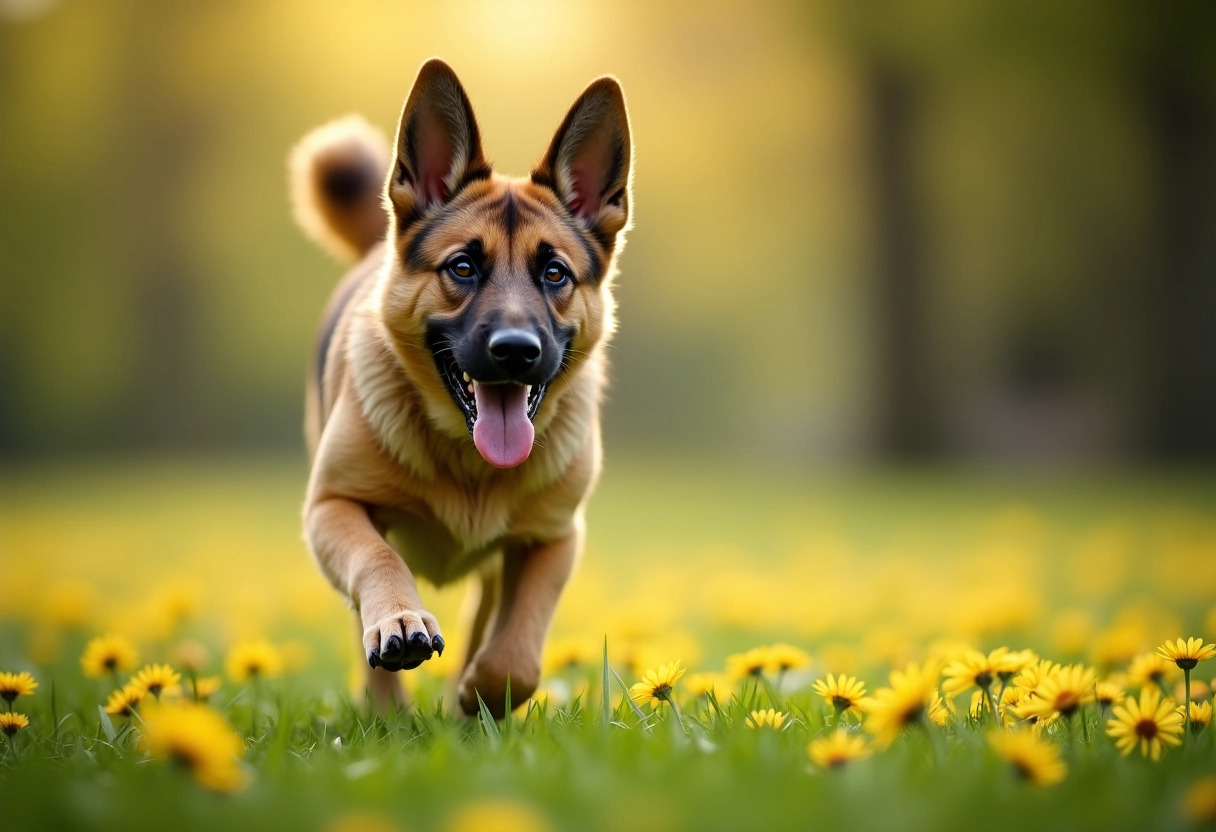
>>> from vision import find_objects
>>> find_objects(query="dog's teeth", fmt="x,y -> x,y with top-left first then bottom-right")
462,372 -> 470,383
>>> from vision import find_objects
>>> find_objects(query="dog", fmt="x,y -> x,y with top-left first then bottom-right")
288,58 -> 631,717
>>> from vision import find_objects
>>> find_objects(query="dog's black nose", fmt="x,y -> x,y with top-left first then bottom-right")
487,328 -> 542,377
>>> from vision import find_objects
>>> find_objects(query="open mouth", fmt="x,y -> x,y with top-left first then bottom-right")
430,339 -> 548,468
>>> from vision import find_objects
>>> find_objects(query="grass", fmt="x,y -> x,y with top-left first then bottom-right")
1,457 -> 1215,831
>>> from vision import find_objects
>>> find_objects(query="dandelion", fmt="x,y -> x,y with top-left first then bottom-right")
129,663 -> 182,699
80,634 -> 139,680
942,649 -> 994,699
1157,636 -> 1216,739
989,730 -> 1067,786
1177,700 -> 1211,735
194,676 -> 222,702
629,660 -> 685,709
746,708 -> 787,729
811,673 -> 866,721
0,671 -> 38,706
1095,679 -> 1124,712
725,648 -> 768,681
808,728 -> 870,769
1012,659 -> 1060,693
683,672 -> 731,704
989,647 -> 1036,682
1106,687 -> 1184,761
104,684 -> 146,717
225,640 -> 284,682
138,702 -> 247,792
861,662 -> 941,747
1156,637 -> 1216,669
1013,664 -> 1096,724
1184,776 -> 1216,826
0,712 -> 29,737
1127,652 -> 1176,693
763,643 -> 811,675
445,798 -> 554,832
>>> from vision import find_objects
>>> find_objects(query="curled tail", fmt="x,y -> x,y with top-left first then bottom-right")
289,115 -> 390,262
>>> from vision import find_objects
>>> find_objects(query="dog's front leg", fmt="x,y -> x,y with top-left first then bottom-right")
306,496 -> 445,677
457,521 -> 581,718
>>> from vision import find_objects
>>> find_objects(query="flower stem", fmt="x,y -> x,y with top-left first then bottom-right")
1183,667 -> 1191,744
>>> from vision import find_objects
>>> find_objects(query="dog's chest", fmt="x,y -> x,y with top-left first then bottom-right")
371,485 -> 517,586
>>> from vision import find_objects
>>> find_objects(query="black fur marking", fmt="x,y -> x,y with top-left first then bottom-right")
601,135 -> 626,199
315,266 -> 375,401
502,191 -> 520,236
322,165 -> 369,204
530,170 -> 557,192
453,164 -> 492,198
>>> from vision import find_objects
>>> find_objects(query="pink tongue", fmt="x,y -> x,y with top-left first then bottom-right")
472,383 -> 535,468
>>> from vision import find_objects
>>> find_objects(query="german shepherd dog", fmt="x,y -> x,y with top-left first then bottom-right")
289,59 -> 631,717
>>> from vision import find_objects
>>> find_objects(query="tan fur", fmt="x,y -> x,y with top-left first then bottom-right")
293,59 -> 631,717
289,115 -> 390,262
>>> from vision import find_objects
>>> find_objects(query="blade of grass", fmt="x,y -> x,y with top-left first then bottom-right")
97,706 -> 117,744
602,635 -> 611,730
610,668 -> 647,721
475,692 -> 501,748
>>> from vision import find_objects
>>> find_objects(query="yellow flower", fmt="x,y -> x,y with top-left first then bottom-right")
988,647 -> 1036,681
1157,637 -> 1216,670
1184,776 -> 1216,826
445,798 -> 553,832
1095,679 -> 1125,709
138,702 -> 247,792
193,676 -> 223,702
725,648 -> 768,681
1127,652 -> 1177,690
0,671 -> 38,704
104,684 -> 147,717
989,730 -> 1067,786
129,663 -> 182,699
1106,687 -> 1184,761
628,660 -> 685,709
542,636 -> 599,675
1177,699 -> 1211,734
225,640 -> 284,682
1014,664 -> 1096,722
811,673 -> 866,720
763,643 -> 811,674
80,634 -> 140,679
941,649 -> 995,698
683,672 -> 732,703
861,662 -> 941,747
808,728 -> 870,769
0,712 -> 29,736
746,708 -> 787,730
1012,659 -> 1060,692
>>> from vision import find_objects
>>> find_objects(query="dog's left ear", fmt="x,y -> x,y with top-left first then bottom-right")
533,77 -> 632,246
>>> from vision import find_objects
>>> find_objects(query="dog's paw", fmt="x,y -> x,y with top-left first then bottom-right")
456,649 -> 540,718
362,610 -> 444,672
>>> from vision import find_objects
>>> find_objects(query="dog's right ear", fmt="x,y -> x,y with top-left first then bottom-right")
388,59 -> 489,218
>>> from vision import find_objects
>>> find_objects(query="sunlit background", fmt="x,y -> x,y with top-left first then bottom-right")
4,0 -> 1213,466
2,3 -> 1216,827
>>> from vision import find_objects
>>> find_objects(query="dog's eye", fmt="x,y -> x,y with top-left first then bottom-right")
544,261 -> 571,287
447,257 -> 476,282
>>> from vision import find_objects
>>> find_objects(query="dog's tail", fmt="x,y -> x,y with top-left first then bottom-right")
289,115 -> 390,262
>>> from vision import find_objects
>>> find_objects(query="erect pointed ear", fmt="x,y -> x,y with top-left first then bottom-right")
388,58 -> 490,216
532,77 -> 632,246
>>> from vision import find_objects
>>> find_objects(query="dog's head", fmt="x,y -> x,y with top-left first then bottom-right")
375,59 -> 631,469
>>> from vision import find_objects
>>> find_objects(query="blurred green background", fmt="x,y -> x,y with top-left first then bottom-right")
2,0 -> 1216,466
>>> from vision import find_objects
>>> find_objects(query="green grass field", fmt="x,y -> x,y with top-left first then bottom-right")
1,459 -> 1215,831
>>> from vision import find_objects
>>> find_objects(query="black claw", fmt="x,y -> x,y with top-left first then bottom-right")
368,648 -> 380,669
384,634 -> 404,662
409,631 -> 432,652
432,634 -> 445,656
